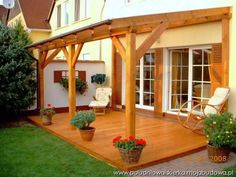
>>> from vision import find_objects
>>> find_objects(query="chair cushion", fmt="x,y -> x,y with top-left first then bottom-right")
89,100 -> 108,107
95,87 -> 112,103
204,88 -> 230,115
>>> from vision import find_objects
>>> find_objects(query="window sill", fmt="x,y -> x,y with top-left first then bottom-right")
73,17 -> 91,24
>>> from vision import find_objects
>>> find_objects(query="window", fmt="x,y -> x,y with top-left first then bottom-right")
74,0 -> 80,21
136,51 -> 155,110
168,47 -> 212,112
82,53 -> 90,60
75,0 -> 89,21
57,5 -> 61,28
64,1 -> 69,25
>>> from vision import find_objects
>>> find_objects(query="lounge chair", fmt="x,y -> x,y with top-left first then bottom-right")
177,87 -> 230,134
89,87 -> 112,115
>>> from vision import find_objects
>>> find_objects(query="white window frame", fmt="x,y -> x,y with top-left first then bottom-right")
135,51 -> 155,111
166,46 -> 212,114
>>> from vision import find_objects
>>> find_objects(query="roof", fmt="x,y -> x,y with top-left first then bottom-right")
0,6 -> 8,23
27,7 -> 231,51
9,0 -> 54,30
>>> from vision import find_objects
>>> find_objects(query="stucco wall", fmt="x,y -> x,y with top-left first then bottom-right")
44,61 -> 105,108
229,2 -> 236,116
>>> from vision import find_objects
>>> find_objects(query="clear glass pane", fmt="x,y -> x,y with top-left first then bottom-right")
143,67 -> 151,79
143,93 -> 150,106
193,49 -> 203,65
172,52 -> 181,66
182,66 -> 188,80
136,67 -> 140,79
204,49 -> 211,64
171,95 -> 180,109
182,53 -> 189,66
193,83 -> 202,98
193,66 -> 202,81
202,84 -> 211,98
136,80 -> 140,91
143,80 -> 150,92
151,94 -> 154,106
172,81 -> 180,94
136,93 -> 140,104
172,66 -> 181,80
203,66 -> 210,81
181,81 -> 188,94
150,66 -> 155,79
151,80 -> 154,93
144,53 -> 154,65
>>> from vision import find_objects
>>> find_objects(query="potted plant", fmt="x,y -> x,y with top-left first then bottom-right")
204,112 -> 236,163
71,110 -> 96,141
40,104 -> 56,125
59,78 -> 88,95
113,135 -> 146,164
91,74 -> 106,86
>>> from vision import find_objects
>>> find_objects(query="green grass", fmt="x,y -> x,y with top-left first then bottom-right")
0,125 -> 126,177
211,164 -> 236,177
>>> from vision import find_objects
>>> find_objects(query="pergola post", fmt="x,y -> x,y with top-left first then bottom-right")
68,45 -> 76,127
111,44 -> 117,110
222,17 -> 229,87
125,32 -> 136,137
38,50 -> 47,109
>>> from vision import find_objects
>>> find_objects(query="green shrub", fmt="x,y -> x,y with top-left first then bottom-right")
71,110 -> 96,130
204,112 -> 236,148
0,22 -> 36,120
59,78 -> 88,94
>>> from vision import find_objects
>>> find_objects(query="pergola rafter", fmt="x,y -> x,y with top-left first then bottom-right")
28,7 -> 231,136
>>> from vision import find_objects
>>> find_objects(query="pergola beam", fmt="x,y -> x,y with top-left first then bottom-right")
222,17 -> 229,86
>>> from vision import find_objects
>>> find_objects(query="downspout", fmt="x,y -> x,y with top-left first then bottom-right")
99,0 -> 106,60
26,51 -> 40,113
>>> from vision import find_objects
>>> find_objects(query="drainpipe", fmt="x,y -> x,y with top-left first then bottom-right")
99,0 -> 106,60
26,51 -> 40,113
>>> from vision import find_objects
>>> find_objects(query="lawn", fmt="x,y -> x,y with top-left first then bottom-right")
0,125 -> 126,177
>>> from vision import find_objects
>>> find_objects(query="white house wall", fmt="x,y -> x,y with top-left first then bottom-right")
44,61 -> 105,108
121,22 -> 222,105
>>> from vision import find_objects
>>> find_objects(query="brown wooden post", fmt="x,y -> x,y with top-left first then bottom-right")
38,50 -> 47,109
68,45 -> 76,127
125,32 -> 136,137
111,44 -> 117,110
222,18 -> 229,87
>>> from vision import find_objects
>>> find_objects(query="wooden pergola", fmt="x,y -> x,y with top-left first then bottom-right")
27,7 -> 230,137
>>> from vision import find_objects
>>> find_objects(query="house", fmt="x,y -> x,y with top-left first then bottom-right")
4,0 -> 236,136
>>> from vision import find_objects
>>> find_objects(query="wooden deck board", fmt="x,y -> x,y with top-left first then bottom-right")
28,111 -> 206,171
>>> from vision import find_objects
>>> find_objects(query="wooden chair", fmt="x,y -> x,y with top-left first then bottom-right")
177,87 -> 230,134
89,87 -> 112,115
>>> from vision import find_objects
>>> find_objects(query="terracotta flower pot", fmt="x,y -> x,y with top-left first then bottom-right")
118,147 -> 143,164
207,144 -> 230,163
79,127 -> 95,141
42,115 -> 52,125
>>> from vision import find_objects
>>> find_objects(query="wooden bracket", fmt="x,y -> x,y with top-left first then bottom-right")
136,22 -> 169,61
72,43 -> 84,68
62,47 -> 69,63
112,36 -> 126,62
43,48 -> 61,68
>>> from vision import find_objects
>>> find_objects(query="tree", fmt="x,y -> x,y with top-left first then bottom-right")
0,22 -> 36,121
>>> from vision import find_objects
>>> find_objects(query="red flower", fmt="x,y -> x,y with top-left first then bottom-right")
112,135 -> 122,144
134,140 -> 139,145
139,139 -> 146,145
47,104 -> 51,107
129,135 -> 135,141
47,112 -> 51,116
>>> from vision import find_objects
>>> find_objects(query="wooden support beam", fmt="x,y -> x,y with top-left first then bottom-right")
136,22 -> 168,61
43,48 -> 61,68
112,36 -> 126,61
125,32 -> 136,137
111,44 -> 117,109
38,50 -> 47,109
40,51 -> 48,68
67,45 -> 76,129
62,47 -> 69,62
222,18 -> 229,86
72,43 -> 83,68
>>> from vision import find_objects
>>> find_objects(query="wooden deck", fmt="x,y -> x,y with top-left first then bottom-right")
28,111 -> 206,171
